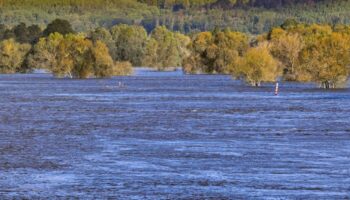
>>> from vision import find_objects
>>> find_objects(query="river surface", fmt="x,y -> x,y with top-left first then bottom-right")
0,68 -> 350,199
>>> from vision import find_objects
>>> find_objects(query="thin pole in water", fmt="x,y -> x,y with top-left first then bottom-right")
275,82 -> 279,96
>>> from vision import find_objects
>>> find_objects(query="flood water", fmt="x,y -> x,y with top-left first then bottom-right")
0,68 -> 350,199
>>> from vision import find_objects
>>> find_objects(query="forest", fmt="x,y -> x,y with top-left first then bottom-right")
1,16 -> 350,89
0,0 -> 350,34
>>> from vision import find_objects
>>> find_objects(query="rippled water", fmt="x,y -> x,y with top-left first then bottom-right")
0,69 -> 350,199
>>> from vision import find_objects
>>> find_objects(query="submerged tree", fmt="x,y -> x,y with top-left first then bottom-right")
28,32 -> 64,71
28,33 -> 131,78
183,29 -> 248,74
90,27 -> 114,58
90,24 -> 149,66
142,26 -> 189,70
0,39 -> 31,73
300,32 -> 350,88
264,22 -> 350,88
110,24 -> 148,66
234,43 -> 280,87
269,28 -> 304,80
183,31 -> 212,74
91,40 -> 115,78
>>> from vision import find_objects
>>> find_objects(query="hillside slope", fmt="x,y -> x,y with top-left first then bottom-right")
0,0 -> 349,33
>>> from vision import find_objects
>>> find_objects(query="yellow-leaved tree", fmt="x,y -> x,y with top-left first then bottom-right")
0,39 -> 31,73
28,33 -> 132,78
300,32 -> 350,88
234,43 -> 280,87
270,28 -> 304,80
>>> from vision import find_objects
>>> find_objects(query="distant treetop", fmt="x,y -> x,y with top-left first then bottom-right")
43,19 -> 75,36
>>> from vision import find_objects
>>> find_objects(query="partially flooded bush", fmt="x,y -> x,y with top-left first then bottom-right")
112,61 -> 133,76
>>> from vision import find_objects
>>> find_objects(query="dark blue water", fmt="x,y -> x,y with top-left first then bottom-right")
0,69 -> 350,199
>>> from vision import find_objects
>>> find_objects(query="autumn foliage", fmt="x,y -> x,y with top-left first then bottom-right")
184,22 -> 350,88
0,18 -> 350,88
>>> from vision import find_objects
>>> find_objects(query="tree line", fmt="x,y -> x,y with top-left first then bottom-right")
184,20 -> 350,88
1,0 -> 350,35
138,0 -> 328,9
0,18 -> 349,88
0,19 -> 189,77
0,19 -> 134,78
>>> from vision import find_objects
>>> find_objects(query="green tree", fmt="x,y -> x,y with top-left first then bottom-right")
0,24 -> 6,40
43,19 -> 75,37
143,26 -> 189,70
142,38 -> 159,68
13,23 -> 29,43
184,30 -> 248,74
12,23 -> 42,44
90,27 -> 114,55
27,25 -> 42,44
110,24 -> 148,66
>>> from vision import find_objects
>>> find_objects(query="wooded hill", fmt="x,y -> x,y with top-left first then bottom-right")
139,0 -> 330,9
0,0 -> 349,34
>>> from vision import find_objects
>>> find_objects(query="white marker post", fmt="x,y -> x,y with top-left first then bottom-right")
275,82 -> 279,96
